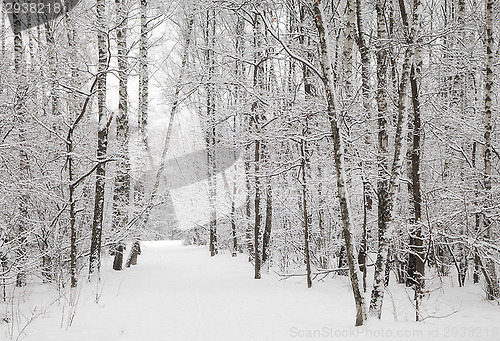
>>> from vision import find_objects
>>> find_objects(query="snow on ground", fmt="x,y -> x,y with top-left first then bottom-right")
1,241 -> 499,340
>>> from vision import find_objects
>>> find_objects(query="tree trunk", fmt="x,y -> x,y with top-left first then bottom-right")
342,0 -> 356,97
252,12 -> 265,280
369,0 -> 412,316
261,178 -> 272,265
112,0 -> 131,271
206,7 -> 218,257
397,0 -> 426,320
483,0 -> 500,300
138,0 -> 150,165
369,0 -> 391,318
134,0 -> 149,223
312,0 -> 366,326
126,240 -> 141,267
253,139 -> 262,280
13,6 -> 28,288
300,135 -> 312,288
89,0 -> 109,277
472,142 -> 481,284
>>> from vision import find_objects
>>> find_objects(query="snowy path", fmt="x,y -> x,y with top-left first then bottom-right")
5,241 -> 500,341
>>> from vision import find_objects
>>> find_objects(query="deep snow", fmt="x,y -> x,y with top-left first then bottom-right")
1,241 -> 499,340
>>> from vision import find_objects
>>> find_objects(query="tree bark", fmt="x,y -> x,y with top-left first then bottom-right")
206,7 -> 218,257
112,0 -> 130,271
369,0 -> 391,318
369,0 -> 412,317
261,178 -> 272,265
13,5 -> 28,288
300,134 -> 312,288
483,0 -> 500,300
89,0 -> 110,277
312,0 -> 366,326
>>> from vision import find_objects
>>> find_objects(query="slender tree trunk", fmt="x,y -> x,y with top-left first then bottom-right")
472,142 -> 481,284
206,7 -> 218,257
361,181 -> 368,292
138,0 -> 150,164
261,178 -> 272,265
1,2 -> 5,58
68,132 -> 77,287
231,180 -> 238,257
343,0 -> 356,96
369,0 -> 412,316
89,0 -> 109,277
112,0 -> 130,271
300,134 -> 312,288
245,157 -> 253,260
317,162 -> 328,269
253,139 -> 262,279
369,0 -> 391,317
230,15 -> 245,258
355,1 -> 372,293
252,12 -> 265,280
483,0 -> 500,300
13,6 -> 28,288
134,0 -> 149,222
312,0 -> 365,326
396,0 -> 426,319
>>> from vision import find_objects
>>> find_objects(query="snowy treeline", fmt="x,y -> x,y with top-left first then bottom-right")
0,0 -> 499,327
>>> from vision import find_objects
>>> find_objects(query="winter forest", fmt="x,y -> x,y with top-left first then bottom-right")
0,0 -> 499,339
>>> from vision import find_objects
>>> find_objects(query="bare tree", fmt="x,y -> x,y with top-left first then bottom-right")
483,0 -> 500,300
89,0 -> 111,277
312,0 -> 366,326
111,0 -> 131,271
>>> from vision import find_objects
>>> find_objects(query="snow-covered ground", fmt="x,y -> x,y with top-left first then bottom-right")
1,241 -> 499,340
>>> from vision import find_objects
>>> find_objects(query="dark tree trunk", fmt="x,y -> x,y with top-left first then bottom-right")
13,6 -> 28,288
126,241 -> 141,267
112,0 -> 131,272
261,179 -> 272,265
89,0 -> 109,277
253,140 -> 262,280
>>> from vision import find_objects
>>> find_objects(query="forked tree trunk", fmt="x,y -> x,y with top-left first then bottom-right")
312,0 -> 366,326
369,0 -> 412,317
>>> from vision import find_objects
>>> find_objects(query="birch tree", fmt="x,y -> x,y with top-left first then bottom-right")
89,0 -> 110,277
112,0 -> 131,271
483,0 -> 500,300
312,0 -> 366,326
